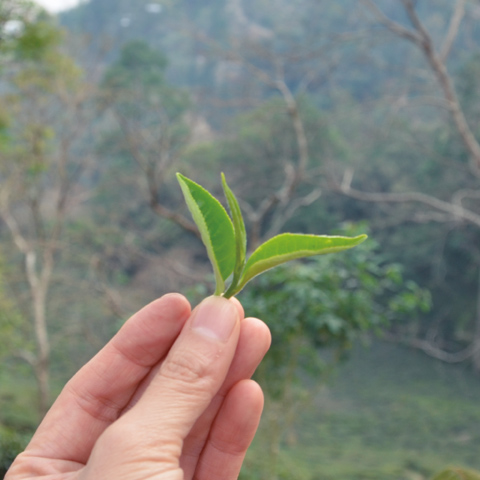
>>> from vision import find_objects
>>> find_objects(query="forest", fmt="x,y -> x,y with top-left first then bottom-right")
1,0 -> 480,478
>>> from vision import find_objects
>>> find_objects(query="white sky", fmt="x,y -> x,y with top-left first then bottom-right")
34,0 -> 81,13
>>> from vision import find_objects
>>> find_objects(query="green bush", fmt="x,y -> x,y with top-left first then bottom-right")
432,468 -> 480,480
0,427 -> 29,477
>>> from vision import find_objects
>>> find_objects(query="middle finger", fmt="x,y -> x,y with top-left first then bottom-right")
180,315 -> 271,478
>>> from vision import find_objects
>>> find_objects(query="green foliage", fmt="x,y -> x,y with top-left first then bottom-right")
0,256 -> 28,359
241,341 -> 480,480
432,468 -> 480,480
177,174 -> 367,297
113,39 -> 167,76
14,20 -> 62,61
240,227 -> 430,395
0,1 -> 59,66
233,226 -> 431,478
0,19 -> 83,199
102,40 -> 189,120
102,40 -> 167,91
100,40 -> 191,235
0,426 -> 30,477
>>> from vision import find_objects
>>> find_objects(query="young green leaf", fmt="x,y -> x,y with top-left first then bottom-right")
176,173 -> 235,295
221,173 -> 247,298
229,233 -> 368,297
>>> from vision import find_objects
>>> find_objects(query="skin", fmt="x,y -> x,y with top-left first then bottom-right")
6,293 -> 271,480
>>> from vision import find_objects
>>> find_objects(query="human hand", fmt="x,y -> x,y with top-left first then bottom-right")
6,293 -> 271,480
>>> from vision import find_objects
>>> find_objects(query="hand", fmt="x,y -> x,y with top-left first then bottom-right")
6,293 -> 271,480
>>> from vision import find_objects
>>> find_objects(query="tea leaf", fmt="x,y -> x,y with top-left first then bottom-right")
231,233 -> 368,296
221,173 -> 247,298
176,173 -> 235,295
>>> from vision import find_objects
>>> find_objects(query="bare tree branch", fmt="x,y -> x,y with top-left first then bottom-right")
440,0 -> 466,62
336,169 -> 480,228
113,112 -> 198,236
401,0 -> 432,44
265,187 -> 322,239
13,350 -> 37,367
195,31 -> 315,246
0,199 -> 30,256
383,332 -> 480,363
361,0 -> 422,45
365,0 -> 480,174
275,78 -> 309,184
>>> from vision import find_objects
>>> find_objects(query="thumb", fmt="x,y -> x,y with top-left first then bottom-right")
114,296 -> 241,451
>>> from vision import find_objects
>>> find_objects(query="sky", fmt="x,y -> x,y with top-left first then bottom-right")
34,0 -> 81,13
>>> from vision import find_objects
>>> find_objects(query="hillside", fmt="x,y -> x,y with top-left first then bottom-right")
243,340 -> 480,479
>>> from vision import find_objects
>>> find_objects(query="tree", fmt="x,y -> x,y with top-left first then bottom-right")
101,40 -> 195,233
334,0 -> 480,372
183,94 -> 344,247
191,35 -> 325,248
0,19 -> 94,416
238,227 -> 430,480
0,1 -> 59,69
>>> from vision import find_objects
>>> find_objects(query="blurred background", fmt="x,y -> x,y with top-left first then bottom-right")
1,1 -> 480,478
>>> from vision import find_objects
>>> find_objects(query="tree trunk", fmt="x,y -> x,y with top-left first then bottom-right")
34,354 -> 50,418
473,267 -> 480,374
32,280 -> 51,417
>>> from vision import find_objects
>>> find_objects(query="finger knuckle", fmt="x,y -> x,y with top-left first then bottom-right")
160,350 -> 211,385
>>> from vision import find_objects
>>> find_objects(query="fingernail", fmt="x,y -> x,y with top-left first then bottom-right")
191,296 -> 238,341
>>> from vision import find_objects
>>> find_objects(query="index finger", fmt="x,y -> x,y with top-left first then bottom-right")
20,293 -> 191,466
